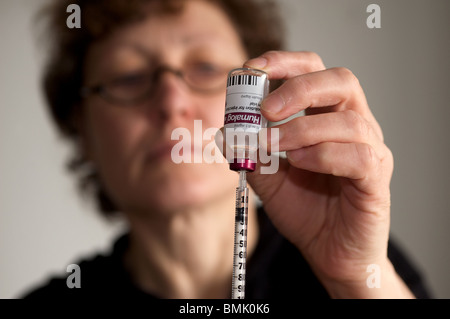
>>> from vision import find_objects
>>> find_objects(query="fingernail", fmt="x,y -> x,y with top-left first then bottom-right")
244,57 -> 267,70
262,94 -> 284,114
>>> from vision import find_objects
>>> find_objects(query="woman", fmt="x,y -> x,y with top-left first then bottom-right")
24,0 -> 429,298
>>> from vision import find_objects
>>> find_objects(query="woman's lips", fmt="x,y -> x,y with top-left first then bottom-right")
146,143 -> 178,162
146,142 -> 203,163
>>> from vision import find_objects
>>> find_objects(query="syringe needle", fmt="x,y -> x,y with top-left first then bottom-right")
239,170 -> 247,189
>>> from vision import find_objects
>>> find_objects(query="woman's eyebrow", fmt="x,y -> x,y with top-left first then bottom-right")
123,43 -> 154,60
108,33 -> 228,64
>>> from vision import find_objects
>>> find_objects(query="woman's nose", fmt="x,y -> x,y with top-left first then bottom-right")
149,67 -> 193,121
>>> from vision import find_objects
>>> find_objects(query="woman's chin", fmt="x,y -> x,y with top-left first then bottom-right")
128,168 -> 237,215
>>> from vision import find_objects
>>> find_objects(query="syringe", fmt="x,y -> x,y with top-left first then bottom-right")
231,170 -> 249,299
224,68 -> 269,299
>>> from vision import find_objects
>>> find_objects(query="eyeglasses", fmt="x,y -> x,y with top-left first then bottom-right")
80,63 -> 231,105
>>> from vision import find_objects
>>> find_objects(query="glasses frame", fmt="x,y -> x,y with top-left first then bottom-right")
80,64 -> 231,105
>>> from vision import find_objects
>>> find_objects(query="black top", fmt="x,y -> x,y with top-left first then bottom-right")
22,208 -> 431,299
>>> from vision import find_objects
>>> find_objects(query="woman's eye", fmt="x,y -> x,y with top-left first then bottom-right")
192,62 -> 221,76
111,72 -> 149,87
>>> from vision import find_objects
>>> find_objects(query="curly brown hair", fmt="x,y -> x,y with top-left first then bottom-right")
40,0 -> 284,218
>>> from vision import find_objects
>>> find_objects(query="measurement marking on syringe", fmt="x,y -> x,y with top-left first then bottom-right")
231,171 -> 249,299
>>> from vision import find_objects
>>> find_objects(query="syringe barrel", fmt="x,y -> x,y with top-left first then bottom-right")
232,184 -> 249,299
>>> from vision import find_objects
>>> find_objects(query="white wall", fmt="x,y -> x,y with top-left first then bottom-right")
1,0 -> 449,298
279,0 -> 450,298
0,0 -> 124,298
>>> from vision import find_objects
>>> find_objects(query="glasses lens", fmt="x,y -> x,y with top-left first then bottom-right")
97,64 -> 228,104
106,71 -> 152,102
185,63 -> 227,92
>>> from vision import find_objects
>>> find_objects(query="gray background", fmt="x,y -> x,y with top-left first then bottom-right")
0,0 -> 449,298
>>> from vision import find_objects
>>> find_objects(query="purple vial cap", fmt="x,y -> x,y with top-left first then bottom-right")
229,158 -> 256,172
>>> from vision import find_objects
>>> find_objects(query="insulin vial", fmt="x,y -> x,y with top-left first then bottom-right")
224,68 -> 269,172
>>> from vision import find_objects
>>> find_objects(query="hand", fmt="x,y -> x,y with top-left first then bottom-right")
242,51 -> 413,298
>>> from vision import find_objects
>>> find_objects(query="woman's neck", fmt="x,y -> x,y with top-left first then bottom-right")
124,189 -> 259,299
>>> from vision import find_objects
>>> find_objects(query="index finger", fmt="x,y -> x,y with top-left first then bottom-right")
244,51 -> 326,80
261,67 -> 382,138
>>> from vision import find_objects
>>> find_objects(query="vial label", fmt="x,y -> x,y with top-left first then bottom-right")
224,73 -> 267,133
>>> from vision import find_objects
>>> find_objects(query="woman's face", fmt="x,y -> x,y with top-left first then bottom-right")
81,0 -> 248,215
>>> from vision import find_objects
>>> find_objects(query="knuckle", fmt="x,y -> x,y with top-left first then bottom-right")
382,146 -> 394,173
344,110 -> 370,141
333,67 -> 360,88
302,51 -> 325,70
385,147 -> 394,163
303,50 -> 320,60
356,143 -> 378,171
